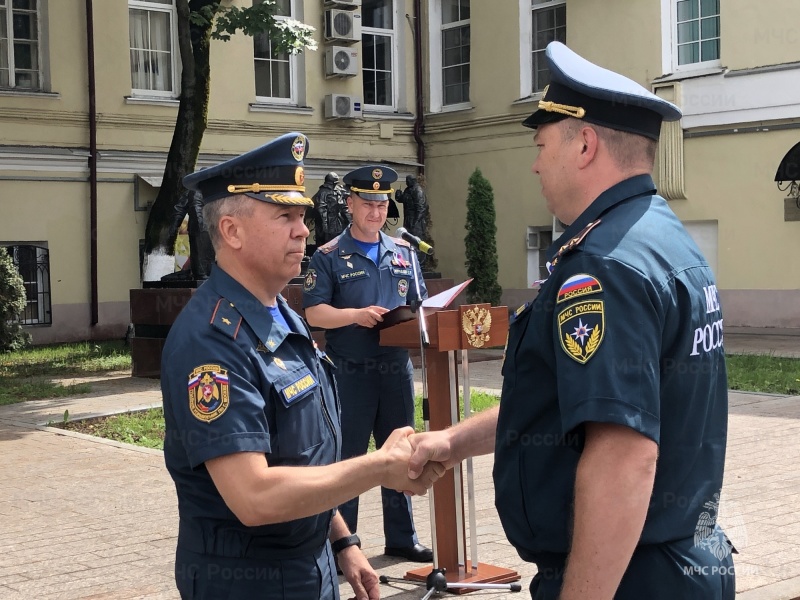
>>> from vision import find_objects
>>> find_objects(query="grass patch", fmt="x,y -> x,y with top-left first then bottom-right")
8,381 -> 92,404
58,408 -> 165,450
2,340 -> 798,448
54,391 -> 502,451
0,341 -> 131,377
412,390 -> 499,433
0,341 -> 131,405
365,390 -> 500,452
726,353 -> 800,395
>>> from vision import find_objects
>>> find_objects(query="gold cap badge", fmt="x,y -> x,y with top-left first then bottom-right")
291,135 -> 306,161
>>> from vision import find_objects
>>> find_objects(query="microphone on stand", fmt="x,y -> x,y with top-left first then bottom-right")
396,227 -> 434,255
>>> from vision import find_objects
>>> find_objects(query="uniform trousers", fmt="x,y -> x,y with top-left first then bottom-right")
175,542 -> 337,600
331,351 -> 419,547
528,534 -> 735,600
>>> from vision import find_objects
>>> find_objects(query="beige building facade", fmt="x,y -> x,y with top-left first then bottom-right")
422,0 -> 800,329
1,0 -> 798,344
1,0 -> 422,343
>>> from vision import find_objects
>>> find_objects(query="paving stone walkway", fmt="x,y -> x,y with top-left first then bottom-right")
0,331 -> 798,599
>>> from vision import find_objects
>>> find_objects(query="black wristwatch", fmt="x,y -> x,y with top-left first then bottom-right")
331,534 -> 361,555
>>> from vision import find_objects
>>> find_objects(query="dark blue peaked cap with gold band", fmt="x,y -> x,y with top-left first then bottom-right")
343,165 -> 398,201
182,132 -> 313,206
523,42 -> 682,141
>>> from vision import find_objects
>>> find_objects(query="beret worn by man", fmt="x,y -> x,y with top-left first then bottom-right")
407,42 -> 733,600
303,165 -> 433,563
162,133 -> 443,600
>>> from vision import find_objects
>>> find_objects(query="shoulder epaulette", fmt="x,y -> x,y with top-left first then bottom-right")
549,219 -> 602,271
209,298 -> 243,340
391,236 -> 411,247
319,238 -> 340,254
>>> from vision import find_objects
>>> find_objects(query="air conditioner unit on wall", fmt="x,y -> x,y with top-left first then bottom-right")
324,0 -> 361,8
324,94 -> 362,119
526,229 -> 541,250
325,46 -> 358,77
325,9 -> 361,43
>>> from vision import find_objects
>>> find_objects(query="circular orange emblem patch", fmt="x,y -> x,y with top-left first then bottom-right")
295,166 -> 305,186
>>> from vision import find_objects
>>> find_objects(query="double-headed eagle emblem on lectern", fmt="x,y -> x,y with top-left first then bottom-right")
462,306 -> 492,348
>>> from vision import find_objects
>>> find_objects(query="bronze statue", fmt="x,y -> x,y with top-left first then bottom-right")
395,175 -> 429,240
312,172 -> 350,246
166,189 -> 214,281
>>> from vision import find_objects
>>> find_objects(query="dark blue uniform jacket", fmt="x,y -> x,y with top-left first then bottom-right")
495,174 -> 729,561
302,226 -> 427,362
161,266 -> 341,561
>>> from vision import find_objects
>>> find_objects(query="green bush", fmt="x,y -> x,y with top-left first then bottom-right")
464,168 -> 502,305
0,247 -> 31,352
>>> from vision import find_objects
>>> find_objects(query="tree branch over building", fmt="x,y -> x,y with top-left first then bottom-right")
142,0 -> 316,280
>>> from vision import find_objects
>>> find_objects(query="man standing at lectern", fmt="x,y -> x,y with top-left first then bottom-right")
303,165 -> 433,564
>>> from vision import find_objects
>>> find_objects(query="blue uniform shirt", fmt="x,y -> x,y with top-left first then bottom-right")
302,226 -> 428,362
161,266 -> 342,560
495,174 -> 729,559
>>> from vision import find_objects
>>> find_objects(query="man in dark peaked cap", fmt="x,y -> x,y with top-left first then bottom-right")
303,165 -> 433,565
160,134 -> 444,600
407,42 -> 733,599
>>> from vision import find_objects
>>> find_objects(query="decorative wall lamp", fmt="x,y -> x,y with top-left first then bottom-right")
775,141 -> 800,219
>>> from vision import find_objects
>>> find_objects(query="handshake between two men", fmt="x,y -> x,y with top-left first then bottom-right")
384,411 -> 494,495
376,426 -> 447,496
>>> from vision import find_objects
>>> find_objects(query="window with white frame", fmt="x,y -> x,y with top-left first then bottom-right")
254,0 -> 296,103
675,0 -> 719,67
128,0 -> 178,97
531,0 -> 565,93
441,0 -> 469,106
0,0 -> 41,90
362,0 -> 396,111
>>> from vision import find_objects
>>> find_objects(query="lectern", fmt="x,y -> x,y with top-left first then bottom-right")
380,304 -> 520,592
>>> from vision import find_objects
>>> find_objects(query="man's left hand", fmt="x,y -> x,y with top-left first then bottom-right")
339,546 -> 380,600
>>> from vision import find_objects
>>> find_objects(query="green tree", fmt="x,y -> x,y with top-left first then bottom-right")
142,0 -> 316,280
0,248 -> 31,352
464,168 -> 502,305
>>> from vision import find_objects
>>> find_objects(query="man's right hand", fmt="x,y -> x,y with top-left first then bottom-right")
353,306 -> 389,328
378,427 -> 444,495
408,406 -> 499,479
407,431 -> 458,479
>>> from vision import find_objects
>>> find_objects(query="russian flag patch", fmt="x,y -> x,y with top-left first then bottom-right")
557,274 -> 603,304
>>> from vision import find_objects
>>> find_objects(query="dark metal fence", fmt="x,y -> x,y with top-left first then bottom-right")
5,244 -> 52,325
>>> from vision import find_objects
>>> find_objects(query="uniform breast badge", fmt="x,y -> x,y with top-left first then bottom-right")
391,252 -> 409,268
188,365 -> 230,422
461,306 -> 492,348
